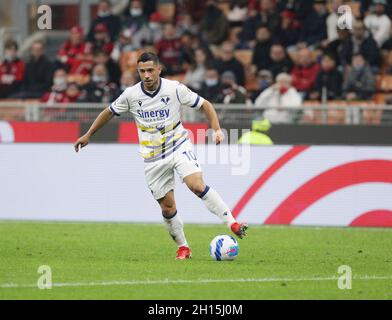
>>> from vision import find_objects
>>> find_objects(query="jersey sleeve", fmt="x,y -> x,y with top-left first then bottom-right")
175,83 -> 204,110
109,90 -> 130,116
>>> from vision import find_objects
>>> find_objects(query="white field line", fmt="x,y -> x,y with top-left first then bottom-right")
1,275 -> 391,289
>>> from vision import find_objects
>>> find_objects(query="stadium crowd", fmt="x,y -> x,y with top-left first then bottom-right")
1,0 -> 392,124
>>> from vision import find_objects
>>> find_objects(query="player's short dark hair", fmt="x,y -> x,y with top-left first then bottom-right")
137,52 -> 160,65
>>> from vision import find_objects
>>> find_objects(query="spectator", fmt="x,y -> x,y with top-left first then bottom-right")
199,1 -> 229,45
250,69 -> 274,102
57,25 -> 93,75
93,50 -> 121,86
291,48 -> 321,97
227,0 -> 248,27
87,0 -> 121,42
275,10 -> 301,48
198,67 -> 223,103
111,29 -> 138,62
214,41 -> 245,86
114,70 -> 138,96
11,41 -> 53,99
65,82 -> 82,102
297,0 -> 328,49
147,12 -> 164,43
179,31 -> 196,69
309,54 -> 343,101
155,23 -> 183,75
142,0 -> 158,18
364,0 -> 391,47
177,13 -> 199,36
41,68 -> 70,121
251,25 -> 273,71
184,48 -> 207,91
288,0 -> 314,24
254,72 -> 302,124
122,0 -> 148,31
90,23 -> 114,55
41,68 -> 69,104
78,64 -> 117,103
241,0 -> 280,43
220,71 -> 249,104
120,0 -> 153,48
343,53 -> 375,100
381,25 -> 392,53
340,19 -> 381,70
324,27 -> 351,68
0,40 -> 25,98
326,0 -> 344,43
385,51 -> 392,74
268,44 -> 294,78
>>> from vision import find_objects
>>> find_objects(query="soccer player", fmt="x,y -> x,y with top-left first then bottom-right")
74,52 -> 248,259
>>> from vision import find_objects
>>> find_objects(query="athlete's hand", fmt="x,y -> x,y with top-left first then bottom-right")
74,134 -> 90,152
213,129 -> 224,145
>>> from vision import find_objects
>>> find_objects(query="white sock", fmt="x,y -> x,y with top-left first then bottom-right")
199,186 -> 236,227
162,211 -> 188,248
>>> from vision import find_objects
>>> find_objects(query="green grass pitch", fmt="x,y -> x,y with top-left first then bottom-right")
0,221 -> 391,300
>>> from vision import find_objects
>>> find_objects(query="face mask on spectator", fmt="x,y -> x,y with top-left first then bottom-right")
4,51 -> 15,62
97,10 -> 111,18
54,77 -> 67,89
279,86 -> 289,94
92,75 -> 108,83
149,22 -> 161,31
205,78 -> 218,87
353,64 -> 364,72
130,8 -> 143,16
259,79 -> 270,90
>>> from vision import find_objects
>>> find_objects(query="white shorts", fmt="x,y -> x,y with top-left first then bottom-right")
144,139 -> 202,200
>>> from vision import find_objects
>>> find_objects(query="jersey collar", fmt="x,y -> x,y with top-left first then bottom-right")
141,77 -> 162,98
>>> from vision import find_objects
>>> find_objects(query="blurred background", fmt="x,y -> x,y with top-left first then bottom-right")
0,0 -> 392,144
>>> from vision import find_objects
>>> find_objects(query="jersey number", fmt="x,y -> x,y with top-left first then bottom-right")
182,150 -> 197,161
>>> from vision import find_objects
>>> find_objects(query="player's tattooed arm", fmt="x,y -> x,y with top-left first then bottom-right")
74,107 -> 114,152
200,99 -> 224,145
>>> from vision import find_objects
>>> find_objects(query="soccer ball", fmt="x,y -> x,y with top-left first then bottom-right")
209,235 -> 239,261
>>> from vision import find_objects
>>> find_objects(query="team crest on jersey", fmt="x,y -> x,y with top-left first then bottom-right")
138,100 -> 142,106
161,97 -> 170,105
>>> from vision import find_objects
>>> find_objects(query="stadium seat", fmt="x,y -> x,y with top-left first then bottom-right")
361,103 -> 382,125
377,75 -> 392,92
327,100 -> 347,124
302,100 -> 322,124
373,93 -> 388,104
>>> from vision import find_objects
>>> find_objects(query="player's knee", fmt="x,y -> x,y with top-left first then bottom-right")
189,183 -> 206,196
161,203 -> 176,216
